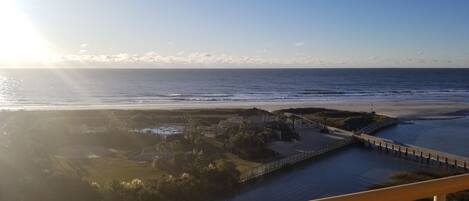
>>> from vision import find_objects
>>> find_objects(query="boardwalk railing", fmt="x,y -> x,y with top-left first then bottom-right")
356,134 -> 469,170
239,138 -> 353,183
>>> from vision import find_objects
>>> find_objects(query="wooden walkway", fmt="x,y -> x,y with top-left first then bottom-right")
356,134 -> 469,170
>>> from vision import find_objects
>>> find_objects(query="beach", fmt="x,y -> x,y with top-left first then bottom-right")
8,100 -> 469,119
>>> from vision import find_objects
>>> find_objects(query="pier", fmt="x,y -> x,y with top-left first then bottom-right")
291,113 -> 469,170
355,134 -> 469,170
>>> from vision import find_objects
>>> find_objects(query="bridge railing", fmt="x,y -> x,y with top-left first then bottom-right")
357,134 -> 469,170
310,173 -> 469,201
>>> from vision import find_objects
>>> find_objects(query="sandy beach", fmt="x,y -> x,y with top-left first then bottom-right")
7,100 -> 469,119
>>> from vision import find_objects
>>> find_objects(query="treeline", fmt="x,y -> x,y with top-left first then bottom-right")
221,120 -> 297,160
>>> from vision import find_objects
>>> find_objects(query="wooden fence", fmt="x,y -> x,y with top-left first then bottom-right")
239,138 -> 353,183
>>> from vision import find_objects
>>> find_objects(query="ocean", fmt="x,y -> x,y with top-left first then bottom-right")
0,68 -> 468,108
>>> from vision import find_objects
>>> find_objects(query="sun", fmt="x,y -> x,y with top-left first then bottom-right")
0,0 -> 54,65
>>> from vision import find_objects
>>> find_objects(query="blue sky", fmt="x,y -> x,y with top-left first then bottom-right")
2,0 -> 469,67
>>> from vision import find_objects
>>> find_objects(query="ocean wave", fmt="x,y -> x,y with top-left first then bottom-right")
122,89 -> 469,102
295,89 -> 469,97
2,69 -> 469,106
299,89 -> 346,95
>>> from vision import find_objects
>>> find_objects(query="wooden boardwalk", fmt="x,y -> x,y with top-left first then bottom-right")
239,113 -> 468,183
290,113 -> 469,170
356,134 -> 469,170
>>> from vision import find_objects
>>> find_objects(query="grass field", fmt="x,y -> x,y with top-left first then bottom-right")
81,156 -> 166,184
51,153 -> 166,184
223,153 -> 261,173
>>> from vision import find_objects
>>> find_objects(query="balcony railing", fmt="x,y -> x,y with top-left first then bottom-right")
310,173 -> 469,201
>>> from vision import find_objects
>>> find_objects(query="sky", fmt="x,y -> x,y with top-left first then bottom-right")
1,0 -> 469,68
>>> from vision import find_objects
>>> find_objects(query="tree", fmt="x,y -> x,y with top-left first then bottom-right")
226,122 -> 273,158
184,118 -> 202,151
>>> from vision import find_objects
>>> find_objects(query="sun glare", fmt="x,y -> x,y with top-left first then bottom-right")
0,0 -> 54,65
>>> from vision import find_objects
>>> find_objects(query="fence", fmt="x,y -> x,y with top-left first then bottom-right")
239,138 -> 353,183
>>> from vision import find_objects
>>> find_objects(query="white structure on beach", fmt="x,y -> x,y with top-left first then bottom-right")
132,125 -> 185,137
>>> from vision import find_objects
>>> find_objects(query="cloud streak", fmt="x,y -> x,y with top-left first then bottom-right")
293,42 -> 305,47
1,51 -> 468,68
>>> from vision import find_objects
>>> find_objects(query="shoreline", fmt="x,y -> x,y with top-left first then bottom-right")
2,100 -> 469,118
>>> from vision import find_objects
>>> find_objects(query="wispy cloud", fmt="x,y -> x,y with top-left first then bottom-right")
48,52 -> 468,67
293,42 -> 304,47
417,49 -> 424,55
48,52 -> 321,66
1,51 -> 468,68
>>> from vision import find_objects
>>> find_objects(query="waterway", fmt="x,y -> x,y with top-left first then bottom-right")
221,115 -> 469,201
378,116 -> 469,157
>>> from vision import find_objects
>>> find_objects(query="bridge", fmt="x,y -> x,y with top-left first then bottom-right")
288,113 -> 469,170
356,134 -> 469,170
